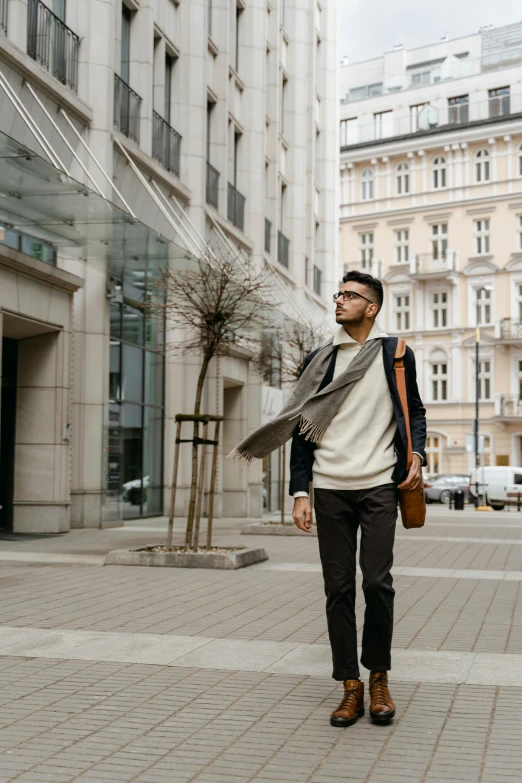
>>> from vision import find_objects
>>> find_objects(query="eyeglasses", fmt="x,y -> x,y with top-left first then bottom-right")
333,290 -> 375,305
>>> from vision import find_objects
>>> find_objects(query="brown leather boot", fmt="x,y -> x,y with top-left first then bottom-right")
330,679 -> 364,727
369,672 -> 395,724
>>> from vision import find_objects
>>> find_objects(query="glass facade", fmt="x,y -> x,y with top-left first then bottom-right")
1,228 -> 56,264
104,265 -> 165,521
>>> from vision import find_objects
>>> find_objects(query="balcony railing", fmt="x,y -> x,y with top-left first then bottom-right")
495,395 -> 522,418
448,103 -> 469,125
340,94 -> 521,148
265,218 -> 271,254
1,0 -> 7,34
343,258 -> 383,278
499,318 -> 522,341
410,250 -> 458,276
489,94 -> 510,118
227,182 -> 245,232
206,162 -> 219,208
278,230 -> 289,268
114,74 -> 142,144
152,111 -> 181,177
27,0 -> 79,91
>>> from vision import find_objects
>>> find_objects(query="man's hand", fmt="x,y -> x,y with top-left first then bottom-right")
292,497 -> 312,533
398,453 -> 423,492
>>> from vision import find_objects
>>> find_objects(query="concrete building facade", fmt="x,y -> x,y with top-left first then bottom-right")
0,0 -> 338,533
340,22 -> 522,475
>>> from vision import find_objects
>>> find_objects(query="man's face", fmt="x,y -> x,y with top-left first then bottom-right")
334,281 -> 378,326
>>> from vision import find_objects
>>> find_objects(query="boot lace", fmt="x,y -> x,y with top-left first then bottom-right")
339,684 -> 359,711
370,674 -> 388,706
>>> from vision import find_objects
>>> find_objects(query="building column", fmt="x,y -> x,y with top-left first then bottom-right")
175,0 -> 208,236
69,0 -> 117,528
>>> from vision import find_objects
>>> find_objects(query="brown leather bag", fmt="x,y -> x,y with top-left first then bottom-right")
394,338 -> 426,529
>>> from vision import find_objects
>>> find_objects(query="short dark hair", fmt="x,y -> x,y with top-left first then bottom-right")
342,270 -> 383,312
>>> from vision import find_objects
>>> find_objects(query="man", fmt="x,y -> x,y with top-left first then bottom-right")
290,270 -> 426,727
229,270 -> 426,728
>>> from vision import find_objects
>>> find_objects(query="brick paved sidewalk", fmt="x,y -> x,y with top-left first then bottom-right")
1,509 -> 522,782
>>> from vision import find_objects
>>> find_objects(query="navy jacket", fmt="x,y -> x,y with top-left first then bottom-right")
289,336 -> 427,495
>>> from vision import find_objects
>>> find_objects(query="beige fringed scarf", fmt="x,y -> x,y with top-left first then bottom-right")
228,336 -> 383,464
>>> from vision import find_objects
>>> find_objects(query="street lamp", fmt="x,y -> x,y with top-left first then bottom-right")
474,284 -> 492,508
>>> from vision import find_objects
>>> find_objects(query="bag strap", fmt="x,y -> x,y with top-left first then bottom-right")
394,337 -> 413,471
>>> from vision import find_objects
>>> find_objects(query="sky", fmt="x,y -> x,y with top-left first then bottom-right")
339,0 -> 522,63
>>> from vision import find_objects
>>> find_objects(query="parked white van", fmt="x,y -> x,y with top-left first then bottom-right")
469,466 -> 522,510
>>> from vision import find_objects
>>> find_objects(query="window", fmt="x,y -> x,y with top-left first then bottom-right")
475,149 -> 490,183
477,360 -> 492,400
432,156 -> 446,189
518,144 -> 522,177
53,0 -> 66,21
489,87 -> 510,118
476,288 -> 492,326
396,162 -> 409,195
374,110 -> 393,140
482,436 -> 492,467
346,83 -> 383,102
432,291 -> 448,328
121,4 -> 131,83
474,219 -> 490,255
313,265 -> 322,296
359,232 -> 374,268
394,294 -> 410,331
518,360 -> 522,399
410,103 -> 426,133
206,100 -> 214,161
368,83 -> 383,98
448,95 -> 469,125
109,270 -> 165,519
234,3 -> 243,71
360,168 -> 374,201
340,118 -> 358,146
519,217 -> 522,251
426,434 -> 442,474
431,363 -> 448,401
280,71 -> 287,136
164,54 -> 173,124
517,283 -> 522,321
431,223 -> 448,260
395,229 -> 409,264
410,69 -> 432,86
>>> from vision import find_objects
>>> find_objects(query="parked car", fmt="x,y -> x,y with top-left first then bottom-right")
122,475 -> 149,505
424,474 -> 471,504
469,466 -> 522,510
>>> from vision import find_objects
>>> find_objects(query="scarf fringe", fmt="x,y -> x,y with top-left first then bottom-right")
298,415 -> 325,444
227,448 -> 256,465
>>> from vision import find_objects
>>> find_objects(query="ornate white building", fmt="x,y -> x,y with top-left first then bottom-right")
340,22 -> 522,474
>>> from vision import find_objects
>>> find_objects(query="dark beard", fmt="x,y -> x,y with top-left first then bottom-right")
336,311 -> 365,326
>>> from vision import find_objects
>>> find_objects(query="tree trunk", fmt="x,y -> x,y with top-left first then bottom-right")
184,354 -> 212,549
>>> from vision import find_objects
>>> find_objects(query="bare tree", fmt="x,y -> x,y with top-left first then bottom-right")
254,320 -> 332,386
280,320 -> 332,383
144,245 -> 277,549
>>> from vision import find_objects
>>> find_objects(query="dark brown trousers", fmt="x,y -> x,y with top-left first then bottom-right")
314,484 -> 398,681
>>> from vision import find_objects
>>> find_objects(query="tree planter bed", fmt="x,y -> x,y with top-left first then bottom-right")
104,545 -> 269,570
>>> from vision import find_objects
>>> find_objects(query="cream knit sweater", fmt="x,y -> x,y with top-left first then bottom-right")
296,321 -> 397,494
